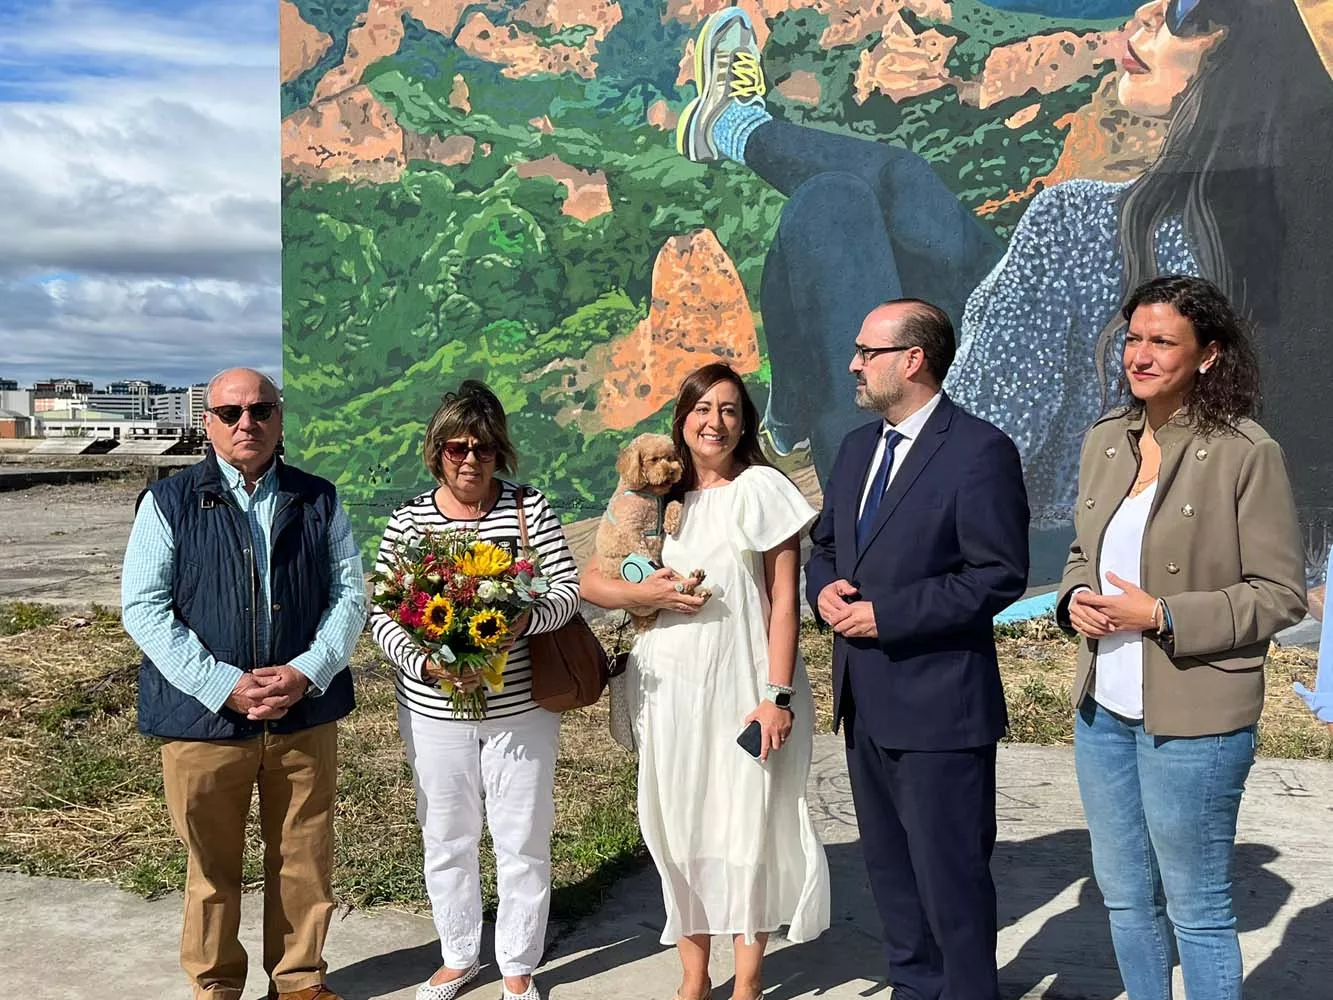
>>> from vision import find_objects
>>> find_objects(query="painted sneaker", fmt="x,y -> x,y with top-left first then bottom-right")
676,6 -> 767,162
415,962 -> 480,1000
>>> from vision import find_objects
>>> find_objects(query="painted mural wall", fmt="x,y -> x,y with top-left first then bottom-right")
280,0 -> 1333,587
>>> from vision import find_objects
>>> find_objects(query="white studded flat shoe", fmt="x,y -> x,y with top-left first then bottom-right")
415,961 -> 480,1000
502,979 -> 541,1000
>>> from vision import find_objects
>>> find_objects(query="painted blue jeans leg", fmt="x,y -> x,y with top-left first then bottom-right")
1075,697 -> 1254,1000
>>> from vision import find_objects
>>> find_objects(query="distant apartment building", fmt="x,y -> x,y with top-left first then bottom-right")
33,377 -> 94,412
0,389 -> 34,417
34,377 -> 94,397
85,393 -> 150,419
107,379 -> 166,397
185,383 -> 208,429
150,391 -> 189,426
0,378 -> 17,391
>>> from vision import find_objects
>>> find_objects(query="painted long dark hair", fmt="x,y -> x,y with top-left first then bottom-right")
669,363 -> 773,495
1095,0 -> 1333,544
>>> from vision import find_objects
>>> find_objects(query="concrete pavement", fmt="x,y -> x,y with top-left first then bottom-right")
3,738 -> 1331,999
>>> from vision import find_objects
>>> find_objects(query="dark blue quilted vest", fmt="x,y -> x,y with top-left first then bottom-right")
136,449 -> 356,740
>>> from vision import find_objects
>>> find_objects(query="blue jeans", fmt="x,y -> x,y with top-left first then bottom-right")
1074,698 -> 1255,999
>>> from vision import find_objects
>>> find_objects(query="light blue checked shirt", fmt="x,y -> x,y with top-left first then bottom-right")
121,456 -> 366,714
1294,549 -> 1333,723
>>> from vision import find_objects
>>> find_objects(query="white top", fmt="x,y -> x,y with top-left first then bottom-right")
858,391 -> 944,516
629,465 -> 831,945
1093,481 -> 1157,720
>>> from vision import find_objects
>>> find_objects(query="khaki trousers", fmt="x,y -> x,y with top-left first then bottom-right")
161,722 -> 338,1000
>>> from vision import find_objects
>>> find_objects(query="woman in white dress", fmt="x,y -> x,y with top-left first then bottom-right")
583,363 -> 831,1000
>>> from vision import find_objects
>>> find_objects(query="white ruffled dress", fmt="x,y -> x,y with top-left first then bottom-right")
627,465 -> 831,945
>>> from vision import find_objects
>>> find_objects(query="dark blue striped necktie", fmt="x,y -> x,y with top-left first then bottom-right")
857,430 -> 903,549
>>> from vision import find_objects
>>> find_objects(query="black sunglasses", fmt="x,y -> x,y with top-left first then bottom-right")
442,440 -> 498,463
1165,0 -> 1207,37
206,402 -> 280,425
853,344 -> 914,364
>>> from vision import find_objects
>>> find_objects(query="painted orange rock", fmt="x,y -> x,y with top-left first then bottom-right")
405,131 -> 477,167
1004,102 -> 1041,129
307,0 -> 476,103
515,155 -> 613,222
282,86 -> 406,184
593,230 -> 760,430
449,74 -> 472,113
975,74 -> 1167,218
974,29 -> 1125,109
529,115 -> 555,133
853,12 -> 957,104
279,0 -> 332,83
455,1 -> 623,80
647,99 -> 680,131
776,70 -> 821,106
823,0 -> 952,47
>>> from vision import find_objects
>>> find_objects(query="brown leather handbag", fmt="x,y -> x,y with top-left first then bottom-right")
515,487 -> 610,711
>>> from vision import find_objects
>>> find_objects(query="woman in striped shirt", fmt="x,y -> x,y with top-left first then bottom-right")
370,380 -> 579,1000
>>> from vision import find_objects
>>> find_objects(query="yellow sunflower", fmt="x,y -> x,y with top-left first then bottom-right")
457,541 -> 513,578
468,609 -> 509,649
422,596 -> 455,638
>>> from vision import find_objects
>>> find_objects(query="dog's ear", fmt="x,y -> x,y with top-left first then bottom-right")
616,437 -> 645,486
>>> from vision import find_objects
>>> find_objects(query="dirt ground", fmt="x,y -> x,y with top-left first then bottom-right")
0,480 -> 141,608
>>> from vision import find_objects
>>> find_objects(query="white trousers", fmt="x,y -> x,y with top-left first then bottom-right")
398,705 -> 560,976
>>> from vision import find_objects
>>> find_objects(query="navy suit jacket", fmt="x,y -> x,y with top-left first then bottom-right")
805,394 -> 1030,751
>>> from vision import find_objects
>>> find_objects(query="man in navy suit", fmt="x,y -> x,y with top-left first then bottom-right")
806,299 -> 1029,1000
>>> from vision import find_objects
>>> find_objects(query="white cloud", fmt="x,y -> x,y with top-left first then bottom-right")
0,0 -> 283,386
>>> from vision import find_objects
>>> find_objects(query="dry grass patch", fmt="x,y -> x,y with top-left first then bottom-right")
0,613 -> 640,916
2,611 -> 1328,914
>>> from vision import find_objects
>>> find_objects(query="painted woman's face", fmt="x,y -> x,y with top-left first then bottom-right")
1118,0 -> 1226,118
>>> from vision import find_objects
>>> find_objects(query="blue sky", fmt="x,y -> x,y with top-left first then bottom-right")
0,0 -> 281,387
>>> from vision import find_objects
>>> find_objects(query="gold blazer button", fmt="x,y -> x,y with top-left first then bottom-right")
1166,562 -> 1180,574
1181,504 -> 1195,517
1195,448 -> 1208,461
1105,447 -> 1117,458
1086,498 -> 1096,509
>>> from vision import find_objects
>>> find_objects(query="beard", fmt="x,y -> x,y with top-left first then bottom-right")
855,376 -> 902,413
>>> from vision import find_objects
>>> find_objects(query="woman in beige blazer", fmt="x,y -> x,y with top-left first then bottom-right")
1056,275 -> 1306,1000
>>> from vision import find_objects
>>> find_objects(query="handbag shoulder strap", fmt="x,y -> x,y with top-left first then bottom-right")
513,483 -> 530,550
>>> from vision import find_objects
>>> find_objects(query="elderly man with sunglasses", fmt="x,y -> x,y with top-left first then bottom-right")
121,367 -> 366,1000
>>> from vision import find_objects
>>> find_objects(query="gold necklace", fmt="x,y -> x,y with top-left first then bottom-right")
1128,472 -> 1158,498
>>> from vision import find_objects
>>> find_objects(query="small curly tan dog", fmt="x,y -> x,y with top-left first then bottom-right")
594,433 -> 709,626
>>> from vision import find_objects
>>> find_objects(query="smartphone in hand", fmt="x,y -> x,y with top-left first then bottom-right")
737,719 -> 763,759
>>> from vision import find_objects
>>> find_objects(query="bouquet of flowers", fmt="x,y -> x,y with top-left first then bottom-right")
371,528 -> 549,718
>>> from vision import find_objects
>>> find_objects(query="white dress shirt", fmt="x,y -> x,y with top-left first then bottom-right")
858,391 -> 944,517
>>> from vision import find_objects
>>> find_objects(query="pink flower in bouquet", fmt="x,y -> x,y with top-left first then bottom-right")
512,559 -> 535,577
398,598 -> 423,629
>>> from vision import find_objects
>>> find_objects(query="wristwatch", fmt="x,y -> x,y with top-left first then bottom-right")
771,690 -> 793,711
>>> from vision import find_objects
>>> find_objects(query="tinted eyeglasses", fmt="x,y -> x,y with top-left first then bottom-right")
206,402 -> 280,425
442,441 -> 498,464
1165,0 -> 1207,37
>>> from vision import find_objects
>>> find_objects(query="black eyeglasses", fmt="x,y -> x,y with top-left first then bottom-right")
1165,0 -> 1207,37
853,344 -> 914,364
206,402 -> 280,425
442,441 -> 498,463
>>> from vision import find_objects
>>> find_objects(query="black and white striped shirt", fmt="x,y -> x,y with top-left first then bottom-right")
371,482 -> 580,721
